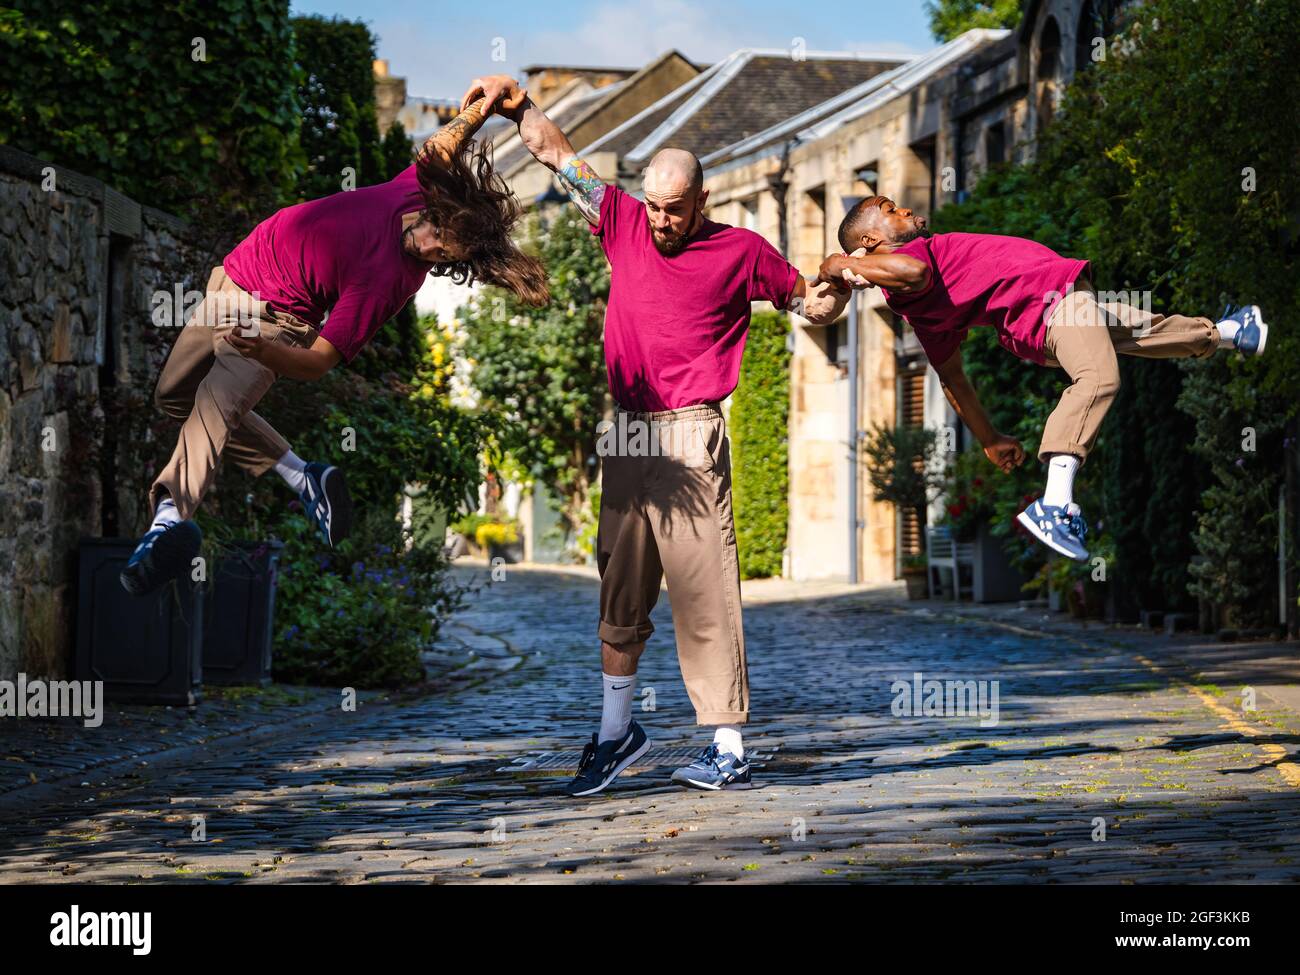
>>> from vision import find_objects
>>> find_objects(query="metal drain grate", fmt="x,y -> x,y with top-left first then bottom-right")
498,744 -> 779,774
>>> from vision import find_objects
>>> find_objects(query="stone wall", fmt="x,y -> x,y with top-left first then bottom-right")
0,145 -> 210,681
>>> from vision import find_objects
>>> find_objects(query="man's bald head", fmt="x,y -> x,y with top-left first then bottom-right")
642,147 -> 707,256
644,147 -> 703,200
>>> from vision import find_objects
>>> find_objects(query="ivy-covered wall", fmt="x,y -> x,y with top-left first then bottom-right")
731,310 -> 791,579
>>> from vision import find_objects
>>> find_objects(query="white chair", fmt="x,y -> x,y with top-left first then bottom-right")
927,525 -> 975,600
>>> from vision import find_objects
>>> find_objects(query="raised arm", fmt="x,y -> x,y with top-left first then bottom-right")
461,74 -> 605,224
419,96 -> 496,168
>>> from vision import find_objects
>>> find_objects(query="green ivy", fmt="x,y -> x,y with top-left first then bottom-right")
731,310 -> 790,579
0,1 -> 304,223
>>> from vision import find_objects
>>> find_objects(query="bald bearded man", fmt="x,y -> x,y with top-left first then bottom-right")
464,74 -> 850,795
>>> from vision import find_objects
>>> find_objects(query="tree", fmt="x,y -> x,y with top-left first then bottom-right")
460,208 -> 609,540
925,0 -> 1023,42
290,14 -> 387,201
862,423 -> 948,553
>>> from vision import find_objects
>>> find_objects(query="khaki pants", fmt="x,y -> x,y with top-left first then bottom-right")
596,402 -> 748,725
149,266 -> 318,520
1038,279 -> 1219,462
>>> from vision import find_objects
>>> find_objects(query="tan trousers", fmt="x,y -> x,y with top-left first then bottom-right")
149,266 -> 318,520
1038,279 -> 1219,462
596,402 -> 748,725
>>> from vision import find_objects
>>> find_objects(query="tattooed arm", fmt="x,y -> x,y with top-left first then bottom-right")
462,74 -> 605,224
419,97 -> 491,167
424,75 -> 529,168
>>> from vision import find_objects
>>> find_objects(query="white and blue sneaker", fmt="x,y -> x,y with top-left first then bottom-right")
1218,304 -> 1268,356
1016,499 -> 1090,562
564,721 -> 652,797
670,743 -> 753,791
299,462 -> 352,547
119,520 -> 203,596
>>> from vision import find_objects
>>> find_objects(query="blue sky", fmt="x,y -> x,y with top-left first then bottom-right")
289,0 -> 937,99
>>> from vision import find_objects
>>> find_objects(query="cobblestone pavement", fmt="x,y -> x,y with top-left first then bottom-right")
2,564 -> 1299,884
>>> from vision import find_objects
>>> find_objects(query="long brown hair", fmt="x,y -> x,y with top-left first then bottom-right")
415,140 -> 550,306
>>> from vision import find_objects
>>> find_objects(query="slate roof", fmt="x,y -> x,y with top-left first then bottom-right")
582,50 -> 913,167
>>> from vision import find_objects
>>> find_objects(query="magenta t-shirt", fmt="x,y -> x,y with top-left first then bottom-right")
591,185 -> 799,411
223,166 -> 432,363
879,232 -> 1089,365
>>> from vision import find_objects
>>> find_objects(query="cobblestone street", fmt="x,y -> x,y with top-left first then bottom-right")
2,563 -> 1299,884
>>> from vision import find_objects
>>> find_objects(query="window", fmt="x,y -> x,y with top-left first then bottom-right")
985,121 -> 1006,167
896,361 -> 927,561
1036,17 -> 1062,130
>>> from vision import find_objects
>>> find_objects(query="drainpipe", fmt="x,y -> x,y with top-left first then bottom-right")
842,194 -> 866,585
847,286 -> 860,584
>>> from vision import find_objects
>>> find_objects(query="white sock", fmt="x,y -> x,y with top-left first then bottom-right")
150,496 -> 181,532
712,724 -> 744,760
1042,453 -> 1080,508
599,673 -> 635,743
274,449 -> 308,494
1216,319 -> 1240,348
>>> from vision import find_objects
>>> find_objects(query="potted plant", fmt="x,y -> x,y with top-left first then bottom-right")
448,513 -> 492,557
862,422 -> 948,587
901,554 -> 930,600
477,518 -> 523,564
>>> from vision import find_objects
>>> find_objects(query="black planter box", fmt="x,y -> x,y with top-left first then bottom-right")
488,540 -> 524,564
202,541 -> 282,686
75,538 -> 203,706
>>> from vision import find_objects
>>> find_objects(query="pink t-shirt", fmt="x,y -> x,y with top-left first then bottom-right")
223,166 -> 432,363
592,185 -> 800,412
879,232 -> 1089,365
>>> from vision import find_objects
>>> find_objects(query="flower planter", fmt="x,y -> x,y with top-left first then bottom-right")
488,540 -> 524,564
971,523 -> 1031,603
202,541 -> 283,686
902,568 -> 929,600
75,538 -> 203,706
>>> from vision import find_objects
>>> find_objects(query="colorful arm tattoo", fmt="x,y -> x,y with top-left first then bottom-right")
557,156 -> 607,224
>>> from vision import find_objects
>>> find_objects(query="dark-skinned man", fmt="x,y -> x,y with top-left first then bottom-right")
822,196 -> 1267,562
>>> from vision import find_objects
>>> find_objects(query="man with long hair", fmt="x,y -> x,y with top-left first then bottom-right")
463,74 -> 851,795
823,196 -> 1268,562
121,90 -> 548,595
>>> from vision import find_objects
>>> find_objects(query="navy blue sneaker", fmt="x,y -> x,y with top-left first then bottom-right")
1218,304 -> 1268,356
1017,499 -> 1090,562
119,520 -> 203,596
300,463 -> 352,547
564,721 -> 651,797
671,743 -> 753,791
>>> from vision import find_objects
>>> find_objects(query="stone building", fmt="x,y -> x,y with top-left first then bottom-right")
0,146 -> 208,681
